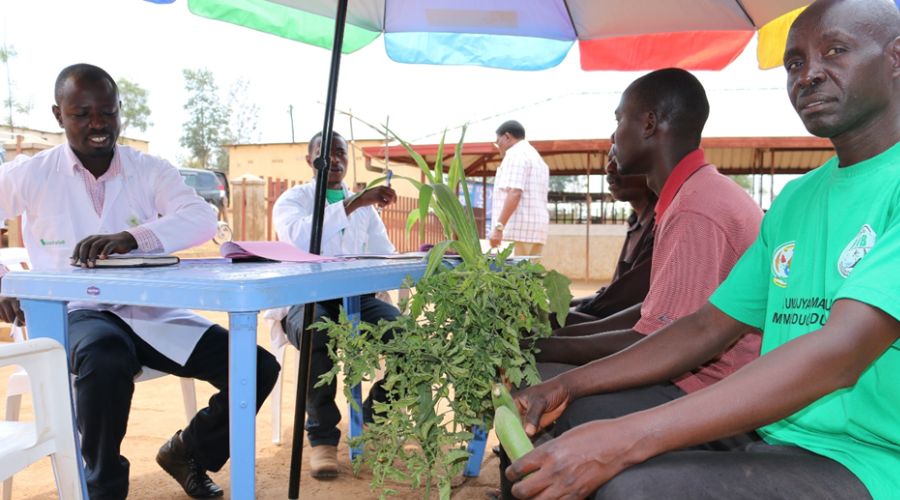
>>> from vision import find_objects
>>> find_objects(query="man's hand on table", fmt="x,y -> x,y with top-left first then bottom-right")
70,231 -> 138,268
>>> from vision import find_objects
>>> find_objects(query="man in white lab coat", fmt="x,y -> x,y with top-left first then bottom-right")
0,64 -> 279,500
273,131 -> 399,478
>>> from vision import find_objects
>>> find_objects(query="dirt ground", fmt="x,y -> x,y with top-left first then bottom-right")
0,240 -> 602,499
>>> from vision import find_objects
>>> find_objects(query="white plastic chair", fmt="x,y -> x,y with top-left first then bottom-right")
0,338 -> 84,500
0,247 -> 198,500
263,307 -> 291,445
263,306 -> 368,447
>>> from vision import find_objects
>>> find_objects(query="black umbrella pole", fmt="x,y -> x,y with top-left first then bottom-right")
287,303 -> 317,499
288,0 -> 349,497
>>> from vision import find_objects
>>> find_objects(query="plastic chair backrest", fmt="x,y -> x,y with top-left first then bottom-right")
0,338 -> 83,499
0,248 -> 31,343
0,247 -> 30,272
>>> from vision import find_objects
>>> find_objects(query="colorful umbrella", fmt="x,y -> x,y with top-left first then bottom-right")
145,2 -> 826,498
184,0 -> 811,71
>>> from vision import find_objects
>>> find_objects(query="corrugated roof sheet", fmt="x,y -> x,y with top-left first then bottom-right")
362,136 -> 834,176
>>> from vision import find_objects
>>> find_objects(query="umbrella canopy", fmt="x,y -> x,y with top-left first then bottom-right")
184,0 -> 811,71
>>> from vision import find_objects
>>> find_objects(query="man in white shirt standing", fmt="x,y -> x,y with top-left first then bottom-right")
488,120 -> 550,256
0,64 -> 280,500
272,131 -> 399,479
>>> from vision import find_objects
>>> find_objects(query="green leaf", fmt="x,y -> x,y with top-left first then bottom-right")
433,129 -> 446,185
444,448 -> 471,465
454,125 -> 475,220
432,184 -> 479,260
384,124 -> 434,184
387,174 -> 423,190
424,240 -> 453,277
417,184 -> 433,241
405,209 -> 421,236
544,270 -> 573,326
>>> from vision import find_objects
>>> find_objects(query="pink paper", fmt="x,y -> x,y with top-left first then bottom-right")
220,241 -> 344,263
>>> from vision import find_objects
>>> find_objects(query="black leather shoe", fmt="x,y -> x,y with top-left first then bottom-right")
156,430 -> 224,498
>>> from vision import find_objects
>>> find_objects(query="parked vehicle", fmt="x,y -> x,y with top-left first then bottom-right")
178,167 -> 232,244
212,170 -> 230,205
178,167 -> 227,213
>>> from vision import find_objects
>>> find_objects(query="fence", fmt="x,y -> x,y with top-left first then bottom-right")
550,207 -> 626,225
250,177 -> 485,252
0,217 -> 23,249
265,177 -> 301,241
256,177 -> 484,252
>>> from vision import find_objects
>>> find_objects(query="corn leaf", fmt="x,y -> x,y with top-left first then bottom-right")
405,209 -> 421,236
432,184 -> 479,259
387,174 -> 423,190
417,184 -> 433,241
455,125 -> 475,220
433,129 -> 446,186
385,124 -> 434,185
424,240 -> 453,278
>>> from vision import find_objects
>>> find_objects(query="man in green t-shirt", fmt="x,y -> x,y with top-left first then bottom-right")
505,1 -> 900,498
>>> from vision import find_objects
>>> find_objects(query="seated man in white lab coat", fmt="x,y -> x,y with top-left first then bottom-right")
273,131 -> 399,479
0,63 -> 279,500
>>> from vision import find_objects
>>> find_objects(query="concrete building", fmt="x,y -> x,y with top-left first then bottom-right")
225,139 -> 422,199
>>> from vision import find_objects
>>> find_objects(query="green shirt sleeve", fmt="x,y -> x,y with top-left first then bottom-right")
709,217 -> 772,329
834,215 -> 900,326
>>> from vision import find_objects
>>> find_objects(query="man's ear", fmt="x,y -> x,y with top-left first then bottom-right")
52,105 -> 63,128
642,111 -> 657,139
890,36 -> 900,80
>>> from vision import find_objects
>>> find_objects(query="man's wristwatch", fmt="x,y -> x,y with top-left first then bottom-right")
494,222 -> 505,232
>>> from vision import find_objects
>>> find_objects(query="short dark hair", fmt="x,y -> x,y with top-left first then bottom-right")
54,64 -> 118,104
627,68 -> 709,146
496,120 -> 525,139
308,130 -> 345,148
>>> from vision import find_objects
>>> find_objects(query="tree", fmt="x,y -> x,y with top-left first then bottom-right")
214,77 -> 261,171
549,175 -> 587,192
226,78 -> 259,144
180,68 -> 229,169
730,174 -> 752,191
117,78 -> 152,141
0,44 -> 32,131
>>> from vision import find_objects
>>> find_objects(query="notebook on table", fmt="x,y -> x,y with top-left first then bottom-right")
219,241 -> 345,263
71,254 -> 180,268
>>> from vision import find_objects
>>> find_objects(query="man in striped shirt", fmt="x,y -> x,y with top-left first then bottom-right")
488,120 -> 550,256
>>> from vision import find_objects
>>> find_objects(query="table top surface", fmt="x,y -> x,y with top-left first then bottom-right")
0,257 -> 428,311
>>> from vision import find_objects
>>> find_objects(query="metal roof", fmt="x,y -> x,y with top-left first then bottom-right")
361,136 -> 835,177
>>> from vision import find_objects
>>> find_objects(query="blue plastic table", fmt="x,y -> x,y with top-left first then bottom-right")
0,258 -> 430,499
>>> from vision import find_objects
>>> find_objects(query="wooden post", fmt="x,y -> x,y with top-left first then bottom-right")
232,174 -> 266,241
585,154 -> 591,281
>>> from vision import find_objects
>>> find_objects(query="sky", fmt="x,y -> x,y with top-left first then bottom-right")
2,0 -> 812,166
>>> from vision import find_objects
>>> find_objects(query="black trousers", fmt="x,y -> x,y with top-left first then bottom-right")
284,295 -> 400,447
500,363 -> 869,500
67,310 -> 280,500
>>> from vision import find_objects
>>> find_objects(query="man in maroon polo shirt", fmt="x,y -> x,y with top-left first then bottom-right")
496,68 -> 763,498
536,69 -> 762,380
